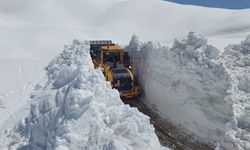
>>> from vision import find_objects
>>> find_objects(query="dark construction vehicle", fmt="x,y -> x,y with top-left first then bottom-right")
89,40 -> 140,99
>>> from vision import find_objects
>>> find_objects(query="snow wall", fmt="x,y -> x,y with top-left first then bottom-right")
0,40 -> 167,150
127,32 -> 250,150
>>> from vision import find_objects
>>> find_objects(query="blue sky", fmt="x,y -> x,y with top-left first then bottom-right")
165,0 -> 250,9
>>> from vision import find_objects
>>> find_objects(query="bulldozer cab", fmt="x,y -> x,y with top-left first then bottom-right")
89,40 -> 114,61
89,40 -> 140,99
89,40 -> 124,66
101,45 -> 124,65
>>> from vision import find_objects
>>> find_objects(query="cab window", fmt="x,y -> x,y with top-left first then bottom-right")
104,51 -> 121,63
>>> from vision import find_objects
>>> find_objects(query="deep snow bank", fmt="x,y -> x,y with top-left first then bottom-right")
128,32 -> 250,149
0,40 -> 167,150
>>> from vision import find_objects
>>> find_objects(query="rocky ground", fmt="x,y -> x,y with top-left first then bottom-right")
123,98 -> 215,150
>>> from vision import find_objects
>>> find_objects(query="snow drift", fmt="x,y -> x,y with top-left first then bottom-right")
127,32 -> 250,150
0,40 -> 167,150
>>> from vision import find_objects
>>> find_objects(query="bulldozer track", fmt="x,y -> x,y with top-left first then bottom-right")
122,98 -> 215,150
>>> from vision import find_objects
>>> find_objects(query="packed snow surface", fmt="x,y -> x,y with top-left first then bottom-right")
0,40 -> 167,150
128,32 -> 250,149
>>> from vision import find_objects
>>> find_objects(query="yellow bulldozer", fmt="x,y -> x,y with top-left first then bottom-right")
89,40 -> 140,99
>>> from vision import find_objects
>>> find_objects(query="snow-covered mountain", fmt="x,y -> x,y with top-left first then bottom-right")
0,0 -> 250,60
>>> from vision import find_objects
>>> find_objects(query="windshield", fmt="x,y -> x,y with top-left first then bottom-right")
104,51 -> 121,63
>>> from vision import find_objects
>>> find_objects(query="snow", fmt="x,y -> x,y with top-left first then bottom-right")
0,60 -> 46,132
0,0 -> 250,149
128,32 -> 250,149
0,40 -> 167,150
0,0 -> 250,61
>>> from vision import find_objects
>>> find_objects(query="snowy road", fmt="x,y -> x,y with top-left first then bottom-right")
123,98 -> 215,150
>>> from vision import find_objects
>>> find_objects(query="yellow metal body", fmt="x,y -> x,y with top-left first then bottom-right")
92,44 -> 140,99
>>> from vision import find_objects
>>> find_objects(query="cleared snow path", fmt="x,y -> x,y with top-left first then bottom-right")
123,98 -> 215,150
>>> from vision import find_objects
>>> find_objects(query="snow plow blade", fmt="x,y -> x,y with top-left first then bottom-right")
120,85 -> 140,99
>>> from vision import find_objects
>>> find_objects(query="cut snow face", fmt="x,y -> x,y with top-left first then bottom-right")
0,40 -> 167,150
128,32 -> 250,150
